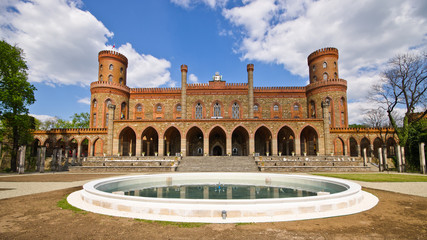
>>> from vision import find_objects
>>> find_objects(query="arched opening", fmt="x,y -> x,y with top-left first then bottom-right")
119,127 -> 136,156
334,137 -> 345,156
141,127 -> 158,156
255,126 -> 272,156
349,137 -> 358,157
360,137 -> 371,157
93,138 -> 104,156
300,126 -> 318,156
232,127 -> 249,156
209,126 -> 226,156
56,139 -> 66,156
31,139 -> 40,157
373,137 -> 384,158
164,127 -> 181,156
80,139 -> 89,157
186,126 -> 203,156
277,126 -> 295,156
44,139 -> 54,157
386,137 -> 397,157
121,102 -> 127,119
69,139 -> 78,158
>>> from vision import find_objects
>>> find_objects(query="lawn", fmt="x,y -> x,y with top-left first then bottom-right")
312,173 -> 427,182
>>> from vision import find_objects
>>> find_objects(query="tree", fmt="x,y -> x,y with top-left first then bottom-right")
35,112 -> 90,130
372,52 -> 427,148
363,108 -> 388,128
0,40 -> 36,171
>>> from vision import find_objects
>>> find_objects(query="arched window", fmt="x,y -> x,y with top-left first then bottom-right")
100,64 -> 103,70
310,101 -> 316,118
273,104 -> 279,111
99,75 -> 103,81
93,99 -> 97,108
156,104 -> 162,112
93,113 -> 96,127
293,104 -> 299,111
213,102 -> 221,117
136,104 -> 142,112
108,75 -> 113,82
232,102 -> 240,119
176,104 -> 181,112
195,103 -> 203,119
120,67 -> 123,73
121,102 -> 127,119
323,62 -> 327,68
334,72 -> 337,78
334,61 -> 337,68
253,104 -> 259,112
105,113 -> 109,126
312,65 -> 316,72
313,76 -> 317,82
109,64 -> 113,70
119,78 -> 123,84
323,72 -> 328,80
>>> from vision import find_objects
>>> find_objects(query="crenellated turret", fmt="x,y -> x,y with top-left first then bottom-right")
307,47 -> 339,84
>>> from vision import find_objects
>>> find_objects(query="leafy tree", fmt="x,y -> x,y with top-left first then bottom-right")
0,40 -> 36,171
372,52 -> 426,147
54,112 -> 89,129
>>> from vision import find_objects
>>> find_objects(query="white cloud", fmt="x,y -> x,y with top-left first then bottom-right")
118,43 -> 171,88
77,97 -> 91,105
30,114 -> 57,122
188,73 -> 199,83
221,0 -> 427,122
0,0 -> 172,88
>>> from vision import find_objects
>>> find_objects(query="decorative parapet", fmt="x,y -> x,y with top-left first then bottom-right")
33,128 -> 108,134
307,47 -> 338,63
90,81 -> 130,93
98,50 -> 128,66
254,86 -> 306,92
130,87 -> 181,94
330,127 -> 395,134
306,79 -> 347,92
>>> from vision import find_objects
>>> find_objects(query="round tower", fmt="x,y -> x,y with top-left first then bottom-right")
90,50 -> 130,128
98,50 -> 128,85
307,47 -> 339,84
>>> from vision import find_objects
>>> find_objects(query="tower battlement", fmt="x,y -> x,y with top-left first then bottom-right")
307,47 -> 338,64
98,50 -> 128,67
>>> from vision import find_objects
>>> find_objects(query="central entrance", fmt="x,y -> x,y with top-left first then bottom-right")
209,126 -> 226,156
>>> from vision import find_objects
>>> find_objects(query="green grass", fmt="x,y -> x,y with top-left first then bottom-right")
134,218 -> 207,228
312,173 -> 427,182
57,196 -> 87,214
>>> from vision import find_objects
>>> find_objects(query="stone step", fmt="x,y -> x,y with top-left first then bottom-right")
177,156 -> 259,172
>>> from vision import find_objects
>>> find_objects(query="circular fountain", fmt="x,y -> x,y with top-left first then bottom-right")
68,173 -> 378,223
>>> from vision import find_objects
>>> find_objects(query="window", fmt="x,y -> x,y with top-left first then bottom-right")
120,67 -> 123,73
232,102 -> 240,119
93,113 -> 96,127
313,76 -> 317,82
334,72 -> 337,78
253,104 -> 259,112
213,102 -> 221,117
323,72 -> 328,80
334,61 -> 337,68
156,104 -> 162,112
323,61 -> 327,68
105,113 -> 109,126
310,101 -> 316,118
100,64 -> 103,70
341,112 -> 345,125
119,78 -> 123,84
108,75 -> 113,82
99,75 -> 103,81
195,103 -> 203,119
109,64 -> 113,70
273,104 -> 279,111
176,104 -> 181,112
293,104 -> 299,111
312,65 -> 316,72
137,104 -> 142,112
93,100 -> 97,108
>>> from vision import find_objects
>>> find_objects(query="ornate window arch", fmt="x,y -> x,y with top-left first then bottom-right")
195,102 -> 203,119
323,61 -> 327,68
108,74 -> 113,82
213,102 -> 221,117
273,104 -> 279,111
232,102 -> 240,119
323,72 -> 328,80
109,64 -> 113,70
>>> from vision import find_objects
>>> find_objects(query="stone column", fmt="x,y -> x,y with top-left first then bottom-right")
181,65 -> 187,120
272,137 -> 278,156
295,137 -> 301,156
65,146 -> 70,167
107,104 -> 116,156
40,146 -> 46,173
322,101 -> 330,155
180,137 -> 186,157
77,144 -> 81,164
36,147 -> 41,172
18,145 -> 26,174
363,148 -> 367,166
378,147 -> 383,172
401,146 -> 406,172
166,141 -> 170,156
266,140 -> 270,156
57,149 -> 63,171
147,141 -> 151,156
396,145 -> 402,173
383,146 -> 388,170
247,64 -> 254,119
369,144 -> 374,163
226,135 -> 232,156
51,149 -> 57,171
419,142 -> 425,174
357,144 -> 361,157
204,137 -> 209,156
158,137 -> 164,156
136,137 -> 142,156
343,145 -> 347,156
249,136 -> 255,156
72,149 -> 77,165
286,140 -> 290,156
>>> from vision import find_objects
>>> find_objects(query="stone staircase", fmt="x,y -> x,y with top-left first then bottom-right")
177,156 -> 259,172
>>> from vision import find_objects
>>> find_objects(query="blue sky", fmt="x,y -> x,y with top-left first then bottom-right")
1,0 -> 426,123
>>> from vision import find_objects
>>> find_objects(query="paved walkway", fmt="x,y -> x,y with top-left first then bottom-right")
0,172 -> 426,200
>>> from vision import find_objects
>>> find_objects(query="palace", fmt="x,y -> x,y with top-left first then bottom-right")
33,47 -> 397,165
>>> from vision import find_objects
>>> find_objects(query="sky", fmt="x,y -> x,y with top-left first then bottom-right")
1,0 -> 426,124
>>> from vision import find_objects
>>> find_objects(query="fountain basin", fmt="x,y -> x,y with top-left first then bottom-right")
68,173 -> 378,223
